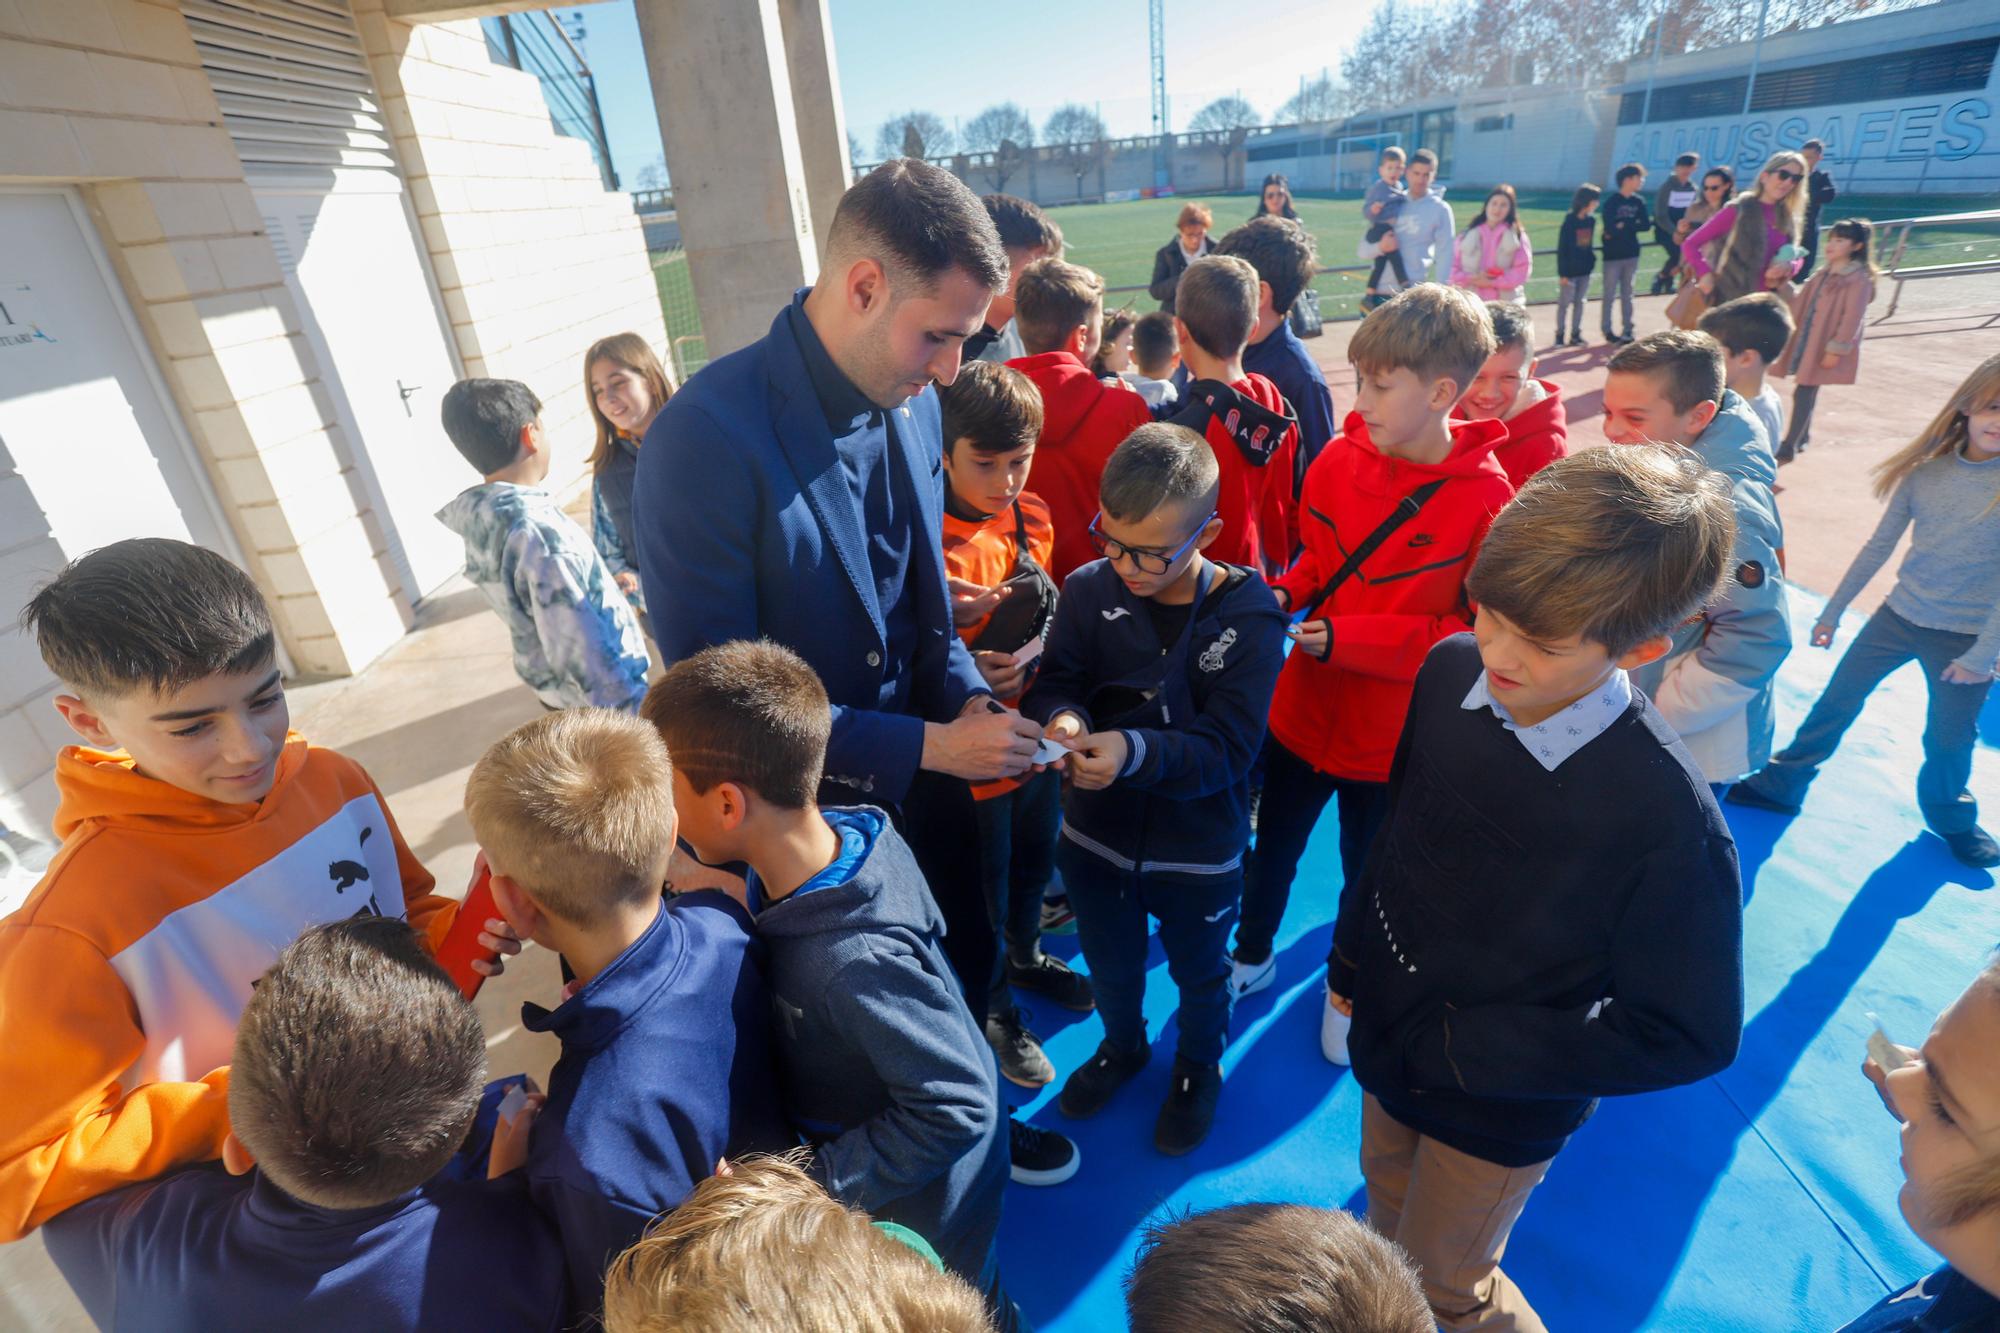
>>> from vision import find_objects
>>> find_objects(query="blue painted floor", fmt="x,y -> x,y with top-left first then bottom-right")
997,597 -> 1998,1332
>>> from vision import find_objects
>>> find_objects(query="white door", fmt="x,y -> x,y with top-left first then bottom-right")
0,189 -> 234,560
257,178 -> 465,602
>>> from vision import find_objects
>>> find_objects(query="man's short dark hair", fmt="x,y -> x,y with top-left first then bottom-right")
1698,292 -> 1794,365
1609,329 -> 1726,415
642,641 -> 830,810
827,159 -> 1008,293
981,193 -> 1062,257
230,918 -> 486,1210
441,377 -> 540,475
1409,148 -> 1437,169
1486,301 -> 1534,355
1802,137 -> 1825,153
1616,161 -> 1646,184
22,538 -> 275,699
1213,216 -> 1319,317
1100,423 -> 1219,526
1675,151 -> 1700,168
940,361 -> 1043,455
1132,311 -> 1179,377
1125,1203 -> 1432,1333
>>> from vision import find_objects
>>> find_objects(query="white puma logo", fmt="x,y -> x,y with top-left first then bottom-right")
1101,607 -> 1132,621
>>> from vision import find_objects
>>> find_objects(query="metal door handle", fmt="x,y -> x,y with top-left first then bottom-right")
398,380 -> 423,416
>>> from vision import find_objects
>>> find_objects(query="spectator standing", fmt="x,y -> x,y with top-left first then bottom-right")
1252,173 -> 1301,221
583,333 -> 674,639
1362,147 -> 1410,309
1357,149 -> 1455,297
1681,168 -> 1736,274
967,194 -> 1063,365
1797,139 -> 1839,279
1449,185 -> 1532,303
1215,217 -> 1340,473
1651,152 -> 1701,295
1149,203 -> 1215,315
1598,163 -> 1651,344
1773,218 -> 1878,463
1554,184 -> 1600,347
1682,152 -> 1808,307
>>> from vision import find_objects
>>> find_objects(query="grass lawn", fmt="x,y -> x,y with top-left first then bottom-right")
654,186 -> 1998,363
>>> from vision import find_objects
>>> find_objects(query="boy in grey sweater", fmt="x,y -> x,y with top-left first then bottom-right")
1730,385 -> 2000,867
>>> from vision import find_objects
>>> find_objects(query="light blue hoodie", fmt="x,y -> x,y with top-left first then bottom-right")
436,482 -> 648,712
1631,390 -> 1792,782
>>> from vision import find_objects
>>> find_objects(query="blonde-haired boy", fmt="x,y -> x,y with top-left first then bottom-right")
465,708 -> 791,1315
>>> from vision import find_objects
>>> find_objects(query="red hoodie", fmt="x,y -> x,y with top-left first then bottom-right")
1009,351 -> 1153,582
1270,413 -> 1513,783
1167,374 -> 1300,576
1456,378 -> 1568,491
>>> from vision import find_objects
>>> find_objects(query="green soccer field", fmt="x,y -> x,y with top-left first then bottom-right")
653,186 -> 1999,368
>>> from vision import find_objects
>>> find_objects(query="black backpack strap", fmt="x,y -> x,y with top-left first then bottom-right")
1297,478 -> 1448,621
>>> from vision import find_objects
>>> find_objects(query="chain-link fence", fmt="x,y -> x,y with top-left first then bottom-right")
651,243 -> 706,383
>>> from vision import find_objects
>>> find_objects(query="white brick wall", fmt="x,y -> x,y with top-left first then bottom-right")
351,0 -> 669,494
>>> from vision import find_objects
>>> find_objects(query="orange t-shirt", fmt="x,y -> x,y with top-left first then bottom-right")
942,492 -> 1056,799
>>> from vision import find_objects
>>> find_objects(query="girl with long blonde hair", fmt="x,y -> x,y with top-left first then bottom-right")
1680,151 -> 1808,305
1730,353 -> 2000,867
584,332 -> 675,629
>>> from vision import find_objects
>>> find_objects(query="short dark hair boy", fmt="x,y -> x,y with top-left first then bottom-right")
646,641 -> 1018,1328
1699,292 -> 1795,454
967,193 -> 1062,364
43,918 -> 566,1330
1125,1203 -> 1432,1333
1007,259 -> 1152,582
464,708 -> 790,1315
438,377 -> 648,712
1210,217 -> 1336,476
1023,424 -> 1286,1156
1600,165 -> 1652,341
941,358 -> 1044,457
4,539 -> 455,1243
1131,310 -> 1180,382
1165,256 -> 1301,576
1602,330 -> 1792,784
1334,444 -> 1744,1330
1455,301 -> 1569,491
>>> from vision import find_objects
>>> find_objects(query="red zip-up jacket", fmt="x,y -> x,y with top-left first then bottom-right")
1455,378 -> 1569,492
1269,413 -> 1513,783
1008,351 -> 1153,582
1167,374 -> 1300,577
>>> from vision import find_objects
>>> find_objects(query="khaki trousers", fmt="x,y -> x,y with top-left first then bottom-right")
1360,1094 -> 1553,1333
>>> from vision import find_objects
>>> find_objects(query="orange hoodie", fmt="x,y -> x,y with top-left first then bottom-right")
0,735 -> 452,1240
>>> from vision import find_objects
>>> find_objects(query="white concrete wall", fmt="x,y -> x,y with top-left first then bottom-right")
352,2 -> 668,492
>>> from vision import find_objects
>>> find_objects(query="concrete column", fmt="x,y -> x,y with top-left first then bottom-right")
632,0 -> 818,359
776,0 -> 850,255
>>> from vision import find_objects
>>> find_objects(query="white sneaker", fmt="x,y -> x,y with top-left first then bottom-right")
1321,993 -> 1352,1066
1227,953 -> 1276,999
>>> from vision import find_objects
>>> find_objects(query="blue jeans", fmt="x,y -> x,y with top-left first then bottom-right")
974,770 -> 1062,1023
1740,605 -> 1990,835
1058,842 -> 1240,1066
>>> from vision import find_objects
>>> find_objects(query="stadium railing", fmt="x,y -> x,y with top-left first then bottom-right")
1876,209 -> 2000,318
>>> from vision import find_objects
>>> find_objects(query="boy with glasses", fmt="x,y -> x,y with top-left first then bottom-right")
1023,424 -> 1286,1155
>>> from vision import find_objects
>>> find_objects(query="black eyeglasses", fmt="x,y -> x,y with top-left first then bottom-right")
1772,169 -> 1802,183
1704,183 -> 1728,192
1087,510 -> 1216,576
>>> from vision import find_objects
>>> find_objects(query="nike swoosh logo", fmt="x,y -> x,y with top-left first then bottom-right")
1205,907 -> 1230,922
1102,608 -> 1132,621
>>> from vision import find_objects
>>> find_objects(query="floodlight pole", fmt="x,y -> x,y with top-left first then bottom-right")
1741,0 -> 1772,116
1150,0 -> 1169,187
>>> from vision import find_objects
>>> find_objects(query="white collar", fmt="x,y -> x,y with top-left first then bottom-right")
1462,668 -> 1633,771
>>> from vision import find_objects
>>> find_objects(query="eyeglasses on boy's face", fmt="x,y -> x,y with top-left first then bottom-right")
1087,510 -> 1216,576
1771,169 -> 1803,183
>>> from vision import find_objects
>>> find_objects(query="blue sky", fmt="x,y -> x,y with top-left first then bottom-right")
562,0 -> 1377,186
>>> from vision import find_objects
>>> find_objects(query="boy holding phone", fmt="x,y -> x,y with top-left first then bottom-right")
938,364 -> 1093,1131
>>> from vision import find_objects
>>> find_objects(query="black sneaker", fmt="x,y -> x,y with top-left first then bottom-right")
1943,826 -> 2000,869
1058,1039 -> 1151,1119
1009,1117 -> 1080,1186
1568,334 -> 1586,347
1039,895 -> 1077,935
1006,952 -> 1096,1012
1154,1058 -> 1222,1156
1727,782 -> 1802,817
985,1012 -> 1054,1089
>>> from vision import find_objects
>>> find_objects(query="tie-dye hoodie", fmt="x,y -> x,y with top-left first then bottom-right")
437,482 -> 649,712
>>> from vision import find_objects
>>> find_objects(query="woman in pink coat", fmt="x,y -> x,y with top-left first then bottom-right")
1450,185 -> 1532,303
1773,218 -> 1878,463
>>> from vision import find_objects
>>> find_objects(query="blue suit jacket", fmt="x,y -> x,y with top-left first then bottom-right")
635,298 -> 987,803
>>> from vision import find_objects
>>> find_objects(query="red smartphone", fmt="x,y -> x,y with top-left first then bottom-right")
436,863 -> 500,1000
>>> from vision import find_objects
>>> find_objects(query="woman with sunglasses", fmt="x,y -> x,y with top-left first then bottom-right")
1680,152 -> 1809,306
1251,173 -> 1300,221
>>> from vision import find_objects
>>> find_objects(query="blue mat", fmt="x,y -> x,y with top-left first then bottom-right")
997,596 -> 1998,1332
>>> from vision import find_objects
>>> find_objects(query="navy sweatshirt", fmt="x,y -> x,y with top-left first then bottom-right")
1600,191 -> 1653,261
1331,634 -> 1744,1167
523,890 -> 792,1313
754,808 -> 1008,1286
43,1163 -> 566,1333
1557,211 -> 1598,278
1023,560 -> 1285,879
